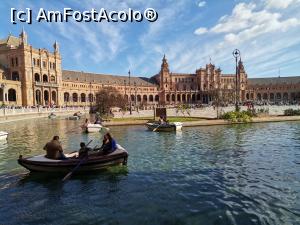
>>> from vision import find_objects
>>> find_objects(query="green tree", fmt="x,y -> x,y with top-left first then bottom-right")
94,87 -> 127,116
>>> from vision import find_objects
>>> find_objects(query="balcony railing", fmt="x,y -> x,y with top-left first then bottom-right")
35,81 -> 59,87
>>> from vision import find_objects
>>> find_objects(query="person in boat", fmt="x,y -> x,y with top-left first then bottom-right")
81,118 -> 90,130
94,116 -> 102,125
43,136 -> 68,160
158,115 -> 167,125
78,142 -> 91,158
97,133 -> 117,155
73,111 -> 81,117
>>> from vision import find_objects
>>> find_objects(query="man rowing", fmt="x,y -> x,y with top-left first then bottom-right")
44,136 -> 68,160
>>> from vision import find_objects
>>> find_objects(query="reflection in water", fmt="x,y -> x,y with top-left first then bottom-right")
0,118 -> 300,224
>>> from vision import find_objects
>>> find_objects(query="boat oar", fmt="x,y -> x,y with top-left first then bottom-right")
62,140 -> 93,182
153,124 -> 162,132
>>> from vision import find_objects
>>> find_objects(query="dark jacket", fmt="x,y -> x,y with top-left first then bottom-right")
78,146 -> 91,158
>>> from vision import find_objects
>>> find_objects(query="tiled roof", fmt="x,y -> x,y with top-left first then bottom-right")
62,70 -> 156,86
0,35 -> 20,47
221,74 -> 235,77
171,73 -> 195,76
248,76 -> 300,86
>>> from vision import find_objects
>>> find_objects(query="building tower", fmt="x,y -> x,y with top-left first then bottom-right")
238,58 -> 247,101
19,27 -> 28,46
159,55 -> 170,105
53,40 -> 59,53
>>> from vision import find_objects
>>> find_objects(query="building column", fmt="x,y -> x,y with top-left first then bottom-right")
41,87 -> 44,106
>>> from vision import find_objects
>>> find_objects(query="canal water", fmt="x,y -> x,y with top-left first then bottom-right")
0,118 -> 300,225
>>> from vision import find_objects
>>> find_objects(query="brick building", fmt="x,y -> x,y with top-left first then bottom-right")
0,30 -> 299,107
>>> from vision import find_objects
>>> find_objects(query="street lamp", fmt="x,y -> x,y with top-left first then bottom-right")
134,81 -> 137,111
124,79 -> 127,111
128,70 -> 132,115
89,82 -> 92,113
232,49 -> 240,111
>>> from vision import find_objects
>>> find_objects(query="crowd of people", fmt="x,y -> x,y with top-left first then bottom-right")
43,132 -> 118,160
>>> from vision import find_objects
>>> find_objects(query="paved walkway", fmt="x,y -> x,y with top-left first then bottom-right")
0,110 -> 89,124
113,105 -> 300,119
103,116 -> 300,127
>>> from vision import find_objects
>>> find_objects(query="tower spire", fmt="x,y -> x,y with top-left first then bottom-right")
19,27 -> 28,45
53,40 -> 59,53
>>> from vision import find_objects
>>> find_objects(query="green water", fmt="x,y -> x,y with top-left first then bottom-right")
0,118 -> 300,225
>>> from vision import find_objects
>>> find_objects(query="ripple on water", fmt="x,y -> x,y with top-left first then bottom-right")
0,119 -> 300,224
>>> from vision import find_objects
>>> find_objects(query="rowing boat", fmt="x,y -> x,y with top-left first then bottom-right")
82,124 -> 103,133
18,144 -> 128,173
146,122 -> 183,132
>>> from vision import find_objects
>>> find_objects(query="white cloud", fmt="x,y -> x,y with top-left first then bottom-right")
194,2 -> 300,43
194,27 -> 208,35
198,1 -> 206,8
265,0 -> 300,9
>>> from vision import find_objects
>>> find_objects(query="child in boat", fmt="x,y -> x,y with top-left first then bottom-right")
78,142 -> 91,158
44,136 -> 68,160
97,133 -> 117,155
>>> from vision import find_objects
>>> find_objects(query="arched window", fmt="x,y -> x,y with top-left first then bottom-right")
50,75 -> 56,82
131,95 -> 135,101
192,94 -> 196,102
257,93 -> 262,101
52,91 -> 56,104
246,93 -> 249,100
73,93 -> 78,102
149,95 -> 154,102
172,94 -> 175,101
36,90 -> 41,105
8,88 -> 16,101
250,93 -> 254,99
263,93 -> 268,100
88,93 -> 93,102
43,74 -> 48,82
81,93 -> 86,102
34,73 -> 40,82
187,94 -> 191,102
166,94 -> 170,102
155,95 -> 159,102
177,94 -> 181,102
182,94 -> 186,102
137,95 -> 141,102
197,94 -> 201,101
64,92 -> 70,102
143,95 -> 147,102
124,95 -> 128,101
44,90 -> 49,104
12,71 -> 19,81
276,93 -> 281,100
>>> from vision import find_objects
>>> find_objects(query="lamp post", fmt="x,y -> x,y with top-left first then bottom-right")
124,79 -> 127,111
128,70 -> 132,115
134,81 -> 137,111
232,49 -> 240,112
89,82 -> 92,113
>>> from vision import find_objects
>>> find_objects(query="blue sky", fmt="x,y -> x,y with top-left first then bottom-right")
0,0 -> 299,78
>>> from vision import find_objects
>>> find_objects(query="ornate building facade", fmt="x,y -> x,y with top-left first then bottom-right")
0,30 -> 299,107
